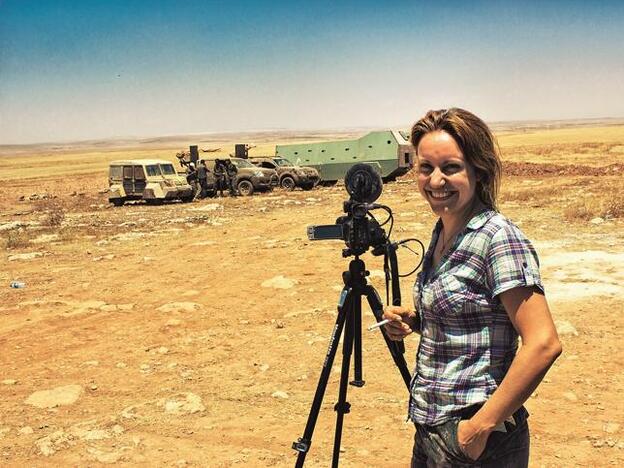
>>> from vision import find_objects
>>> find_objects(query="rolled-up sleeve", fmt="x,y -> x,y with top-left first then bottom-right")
486,225 -> 544,298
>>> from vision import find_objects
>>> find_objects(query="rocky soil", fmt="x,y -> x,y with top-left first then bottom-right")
1,165 -> 623,467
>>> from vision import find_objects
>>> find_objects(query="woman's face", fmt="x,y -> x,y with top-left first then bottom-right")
416,130 -> 478,218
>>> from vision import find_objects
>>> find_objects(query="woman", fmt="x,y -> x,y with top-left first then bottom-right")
383,108 -> 561,467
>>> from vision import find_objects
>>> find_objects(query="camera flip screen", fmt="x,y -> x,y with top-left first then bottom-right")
307,224 -> 344,241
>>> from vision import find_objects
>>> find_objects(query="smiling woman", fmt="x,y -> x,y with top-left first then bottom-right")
383,108 -> 562,467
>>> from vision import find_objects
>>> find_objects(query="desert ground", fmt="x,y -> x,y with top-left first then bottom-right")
1,123 -> 623,467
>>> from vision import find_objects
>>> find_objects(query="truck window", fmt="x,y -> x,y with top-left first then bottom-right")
146,165 -> 161,177
160,164 -> 176,175
123,166 -> 133,179
109,166 -> 122,180
134,166 -> 146,180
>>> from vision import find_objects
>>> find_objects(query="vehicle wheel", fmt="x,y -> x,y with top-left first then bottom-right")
181,196 -> 193,203
110,198 -> 125,207
281,176 -> 296,191
237,180 -> 254,196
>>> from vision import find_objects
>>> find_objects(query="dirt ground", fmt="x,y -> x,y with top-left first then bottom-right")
1,125 -> 623,467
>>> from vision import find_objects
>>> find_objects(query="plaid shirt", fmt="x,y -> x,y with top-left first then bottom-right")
409,209 -> 543,426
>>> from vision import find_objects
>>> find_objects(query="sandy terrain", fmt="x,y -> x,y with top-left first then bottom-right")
1,125 -> 623,467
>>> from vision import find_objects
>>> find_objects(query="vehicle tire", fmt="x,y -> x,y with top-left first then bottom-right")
181,195 -> 193,203
110,198 -> 125,207
237,179 -> 254,196
281,176 -> 296,191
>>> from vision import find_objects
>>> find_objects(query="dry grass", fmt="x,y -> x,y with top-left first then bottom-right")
3,229 -> 30,249
563,191 -> 624,221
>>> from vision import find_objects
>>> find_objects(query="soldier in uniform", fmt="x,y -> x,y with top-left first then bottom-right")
196,159 -> 208,199
214,159 -> 226,197
226,159 -> 238,196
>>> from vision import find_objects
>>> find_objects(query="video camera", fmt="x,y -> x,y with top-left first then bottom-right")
307,164 -> 391,257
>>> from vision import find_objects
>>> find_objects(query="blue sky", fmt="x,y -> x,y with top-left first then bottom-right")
1,0 -> 623,144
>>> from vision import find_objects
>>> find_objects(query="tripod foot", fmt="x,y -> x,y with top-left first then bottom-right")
292,438 -> 310,453
334,401 -> 351,414
349,379 -> 365,387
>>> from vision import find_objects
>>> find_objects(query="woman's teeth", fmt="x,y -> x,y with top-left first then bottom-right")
429,191 -> 452,199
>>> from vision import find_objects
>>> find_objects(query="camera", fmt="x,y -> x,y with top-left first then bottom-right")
307,164 -> 389,257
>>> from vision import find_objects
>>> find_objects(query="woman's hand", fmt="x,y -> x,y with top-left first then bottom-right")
382,306 -> 417,340
456,419 -> 491,461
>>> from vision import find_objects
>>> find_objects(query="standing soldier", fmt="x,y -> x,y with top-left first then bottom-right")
185,162 -> 199,199
214,159 -> 226,197
226,159 -> 238,197
196,159 -> 208,199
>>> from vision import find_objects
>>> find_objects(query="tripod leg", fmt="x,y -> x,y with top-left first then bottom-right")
332,295 -> 356,467
351,293 -> 364,387
364,285 -> 412,389
293,289 -> 352,468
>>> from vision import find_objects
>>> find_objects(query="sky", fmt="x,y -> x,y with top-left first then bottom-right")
1,0 -> 623,144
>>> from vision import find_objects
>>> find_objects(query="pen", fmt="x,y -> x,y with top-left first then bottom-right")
367,318 -> 391,331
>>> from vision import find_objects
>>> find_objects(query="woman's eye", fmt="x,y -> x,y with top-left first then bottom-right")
443,164 -> 461,174
418,164 -> 432,174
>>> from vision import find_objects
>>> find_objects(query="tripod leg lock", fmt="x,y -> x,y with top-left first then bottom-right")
292,438 -> 311,453
334,401 -> 351,414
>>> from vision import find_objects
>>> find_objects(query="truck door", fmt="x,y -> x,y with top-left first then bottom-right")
123,166 -> 135,194
133,165 -> 147,194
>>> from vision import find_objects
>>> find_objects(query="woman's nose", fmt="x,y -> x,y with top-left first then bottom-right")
429,168 -> 446,188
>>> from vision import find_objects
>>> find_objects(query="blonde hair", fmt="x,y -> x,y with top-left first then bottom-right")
411,108 -> 502,210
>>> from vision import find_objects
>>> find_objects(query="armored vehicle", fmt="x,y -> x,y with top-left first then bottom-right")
108,159 -> 194,206
249,157 -> 319,190
274,130 -> 414,184
204,157 -> 278,196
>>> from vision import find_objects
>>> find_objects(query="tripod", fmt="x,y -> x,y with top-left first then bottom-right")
292,256 -> 412,467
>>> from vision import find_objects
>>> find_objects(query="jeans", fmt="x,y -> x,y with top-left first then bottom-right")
411,406 -> 530,467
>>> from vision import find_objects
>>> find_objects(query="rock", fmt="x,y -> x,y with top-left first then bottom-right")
0,221 -> 26,231
555,320 -> 579,336
19,426 -> 34,435
8,252 -> 43,261
116,362 -> 127,368
0,427 -> 11,438
258,364 -> 270,372
162,392 -> 205,414
563,391 -> 578,402
2,379 -> 17,385
157,346 -> 169,354
35,430 -> 71,456
25,385 -> 83,408
604,422 -> 620,434
31,234 -> 60,244
271,391 -> 289,399
261,275 -> 298,289
82,360 -> 99,366
590,217 -> 605,225
157,302 -> 202,313
86,447 -> 123,464
165,319 -> 183,326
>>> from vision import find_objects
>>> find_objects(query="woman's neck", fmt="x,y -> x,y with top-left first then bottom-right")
440,198 -> 484,239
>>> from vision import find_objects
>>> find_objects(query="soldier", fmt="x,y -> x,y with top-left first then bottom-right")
214,159 -> 226,197
226,159 -> 238,196
185,162 -> 199,199
196,159 -> 208,199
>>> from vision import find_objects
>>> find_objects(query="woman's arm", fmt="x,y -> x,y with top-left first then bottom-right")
457,286 -> 562,459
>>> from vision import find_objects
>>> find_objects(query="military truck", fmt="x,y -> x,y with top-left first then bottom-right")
249,156 -> 319,190
108,159 -> 194,206
204,157 -> 278,196
274,130 -> 414,185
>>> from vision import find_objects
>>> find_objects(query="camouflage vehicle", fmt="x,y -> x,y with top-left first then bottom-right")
249,156 -> 320,191
274,130 -> 415,184
108,159 -> 194,206
204,157 -> 278,196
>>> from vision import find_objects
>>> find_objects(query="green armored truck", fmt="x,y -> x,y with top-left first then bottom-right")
274,130 -> 415,185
